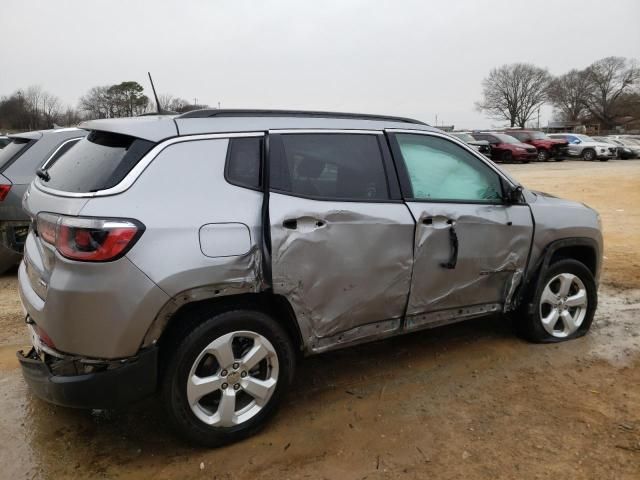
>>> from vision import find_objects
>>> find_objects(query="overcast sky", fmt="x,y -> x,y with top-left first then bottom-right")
1,0 -> 639,128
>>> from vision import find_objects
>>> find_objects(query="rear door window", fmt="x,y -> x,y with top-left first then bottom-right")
42,131 -> 154,193
0,138 -> 34,172
270,133 -> 390,201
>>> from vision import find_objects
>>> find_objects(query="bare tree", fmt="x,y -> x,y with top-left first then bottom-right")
41,92 -> 61,127
59,107 -> 83,126
547,69 -> 591,122
476,63 -> 552,127
79,86 -> 112,119
583,56 -> 639,129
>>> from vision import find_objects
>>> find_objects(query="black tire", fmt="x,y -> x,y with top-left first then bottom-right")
161,309 -> 296,447
501,151 -> 513,163
515,259 -> 597,343
0,250 -> 21,276
582,149 -> 596,161
537,149 -> 550,162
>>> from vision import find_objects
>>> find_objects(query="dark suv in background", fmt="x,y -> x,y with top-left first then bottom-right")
471,132 -> 537,163
504,129 -> 568,162
0,128 -> 86,273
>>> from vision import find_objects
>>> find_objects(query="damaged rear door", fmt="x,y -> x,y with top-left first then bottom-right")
387,131 -> 534,330
268,131 -> 415,351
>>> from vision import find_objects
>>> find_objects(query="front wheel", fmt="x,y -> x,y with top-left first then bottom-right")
582,149 -> 596,161
516,259 -> 597,343
161,309 -> 296,447
537,149 -> 550,162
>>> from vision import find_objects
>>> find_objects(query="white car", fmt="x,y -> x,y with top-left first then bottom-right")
547,133 -> 617,161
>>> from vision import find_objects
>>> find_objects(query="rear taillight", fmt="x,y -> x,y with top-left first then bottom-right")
36,213 -> 143,262
0,184 -> 11,201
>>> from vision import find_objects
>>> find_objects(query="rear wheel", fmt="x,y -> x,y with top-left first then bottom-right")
516,259 -> 597,343
161,309 -> 296,447
582,149 -> 596,161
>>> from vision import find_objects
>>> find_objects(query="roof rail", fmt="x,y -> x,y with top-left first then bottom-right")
176,109 -> 428,125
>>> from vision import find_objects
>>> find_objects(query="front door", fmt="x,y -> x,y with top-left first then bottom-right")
268,131 -> 415,351
388,131 -> 534,329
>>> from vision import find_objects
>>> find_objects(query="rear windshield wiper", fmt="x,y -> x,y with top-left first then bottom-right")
36,168 -> 50,182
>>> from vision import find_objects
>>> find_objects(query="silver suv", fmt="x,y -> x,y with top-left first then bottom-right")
0,128 -> 86,273
17,110 -> 602,446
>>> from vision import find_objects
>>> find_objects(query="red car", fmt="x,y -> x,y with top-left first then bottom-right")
471,132 -> 537,163
504,129 -> 569,162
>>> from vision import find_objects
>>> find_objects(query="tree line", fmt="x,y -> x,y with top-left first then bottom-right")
476,56 -> 640,130
0,81 -> 207,131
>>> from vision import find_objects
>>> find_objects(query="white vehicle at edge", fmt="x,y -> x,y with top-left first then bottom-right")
547,133 -> 617,161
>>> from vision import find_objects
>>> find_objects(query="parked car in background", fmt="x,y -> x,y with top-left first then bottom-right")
594,137 -> 637,159
450,132 -> 491,156
547,133 -> 616,161
0,136 -> 11,149
607,136 -> 640,158
471,132 -> 537,163
504,129 -> 568,162
0,128 -> 86,273
17,110 -> 602,447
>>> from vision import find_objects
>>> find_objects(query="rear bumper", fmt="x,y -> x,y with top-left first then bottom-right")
17,346 -> 158,409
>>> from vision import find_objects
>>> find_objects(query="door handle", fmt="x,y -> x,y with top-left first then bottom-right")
282,219 -> 298,230
282,217 -> 326,231
440,221 -> 459,269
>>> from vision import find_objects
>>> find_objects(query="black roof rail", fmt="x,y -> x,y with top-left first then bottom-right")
176,109 -> 428,125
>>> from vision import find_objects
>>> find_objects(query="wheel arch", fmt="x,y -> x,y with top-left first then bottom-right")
515,237 -> 600,311
147,292 -> 304,361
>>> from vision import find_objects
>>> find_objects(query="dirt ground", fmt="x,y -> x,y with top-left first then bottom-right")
0,160 -> 639,480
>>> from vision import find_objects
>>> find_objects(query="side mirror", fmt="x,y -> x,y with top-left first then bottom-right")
503,183 -> 523,204
572,139 -> 581,144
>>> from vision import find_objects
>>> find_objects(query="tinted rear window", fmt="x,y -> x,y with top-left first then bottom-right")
0,138 -> 34,171
225,137 -> 262,189
271,133 -> 389,201
42,131 -> 154,192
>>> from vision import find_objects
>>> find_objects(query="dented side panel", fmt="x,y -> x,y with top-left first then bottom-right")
404,202 -> 533,317
269,193 -> 414,346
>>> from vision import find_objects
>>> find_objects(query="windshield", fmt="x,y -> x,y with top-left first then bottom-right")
494,134 -> 521,144
452,133 -> 475,142
0,138 -> 34,171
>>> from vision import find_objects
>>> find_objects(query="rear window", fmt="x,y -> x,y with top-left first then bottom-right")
0,138 -> 34,171
42,131 -> 155,193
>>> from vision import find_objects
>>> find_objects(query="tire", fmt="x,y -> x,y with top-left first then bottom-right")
516,259 -> 597,343
161,309 -> 296,447
582,149 -> 596,161
0,249 -> 21,275
501,151 -> 513,163
537,149 -> 550,162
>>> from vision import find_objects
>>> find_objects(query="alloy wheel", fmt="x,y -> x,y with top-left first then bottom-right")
539,273 -> 588,338
186,330 -> 279,427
